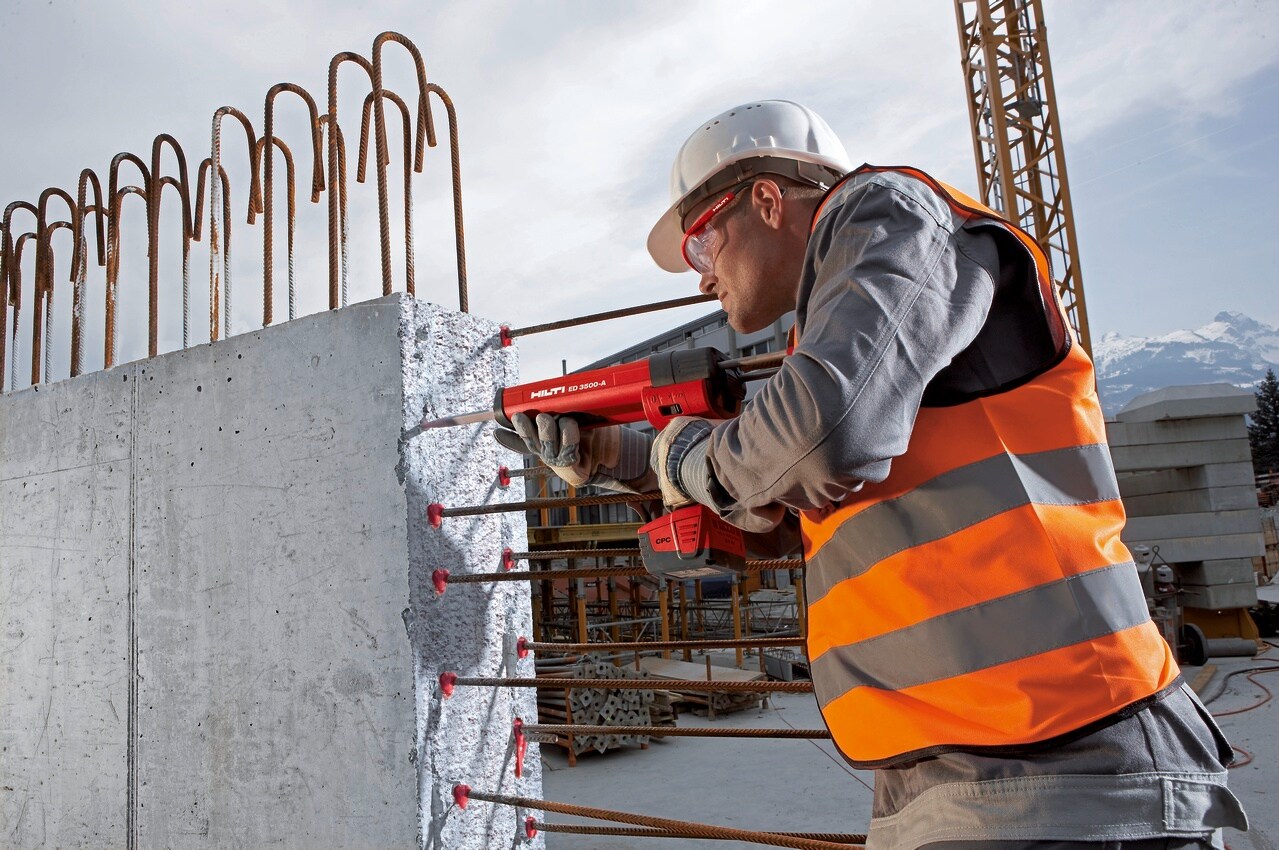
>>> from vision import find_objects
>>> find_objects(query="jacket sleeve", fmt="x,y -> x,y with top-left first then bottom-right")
700,173 -> 1000,531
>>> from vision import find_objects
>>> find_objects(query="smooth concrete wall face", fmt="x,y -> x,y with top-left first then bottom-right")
0,294 -> 540,849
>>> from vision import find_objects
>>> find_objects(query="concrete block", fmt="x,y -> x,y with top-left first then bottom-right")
1175,559 -> 1257,586
1105,416 -> 1247,448
1120,486 -> 1260,516
1116,463 -> 1258,497
1182,583 -> 1259,610
0,295 -> 541,849
1,368 -> 134,848
1122,509 -> 1261,541
1116,383 -> 1256,423
1119,533 -> 1264,564
1109,438 -> 1252,473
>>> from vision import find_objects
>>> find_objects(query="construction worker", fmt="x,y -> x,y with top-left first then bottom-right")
502,100 -> 1247,849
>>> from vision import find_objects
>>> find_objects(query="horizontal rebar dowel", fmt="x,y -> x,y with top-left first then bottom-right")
439,491 -> 659,518
504,293 -> 715,339
529,822 -> 865,844
523,724 -> 830,739
440,559 -> 804,585
505,465 -> 552,478
458,789 -> 855,850
720,351 -> 788,371
511,548 -> 642,560
523,636 -> 805,653
449,676 -> 811,693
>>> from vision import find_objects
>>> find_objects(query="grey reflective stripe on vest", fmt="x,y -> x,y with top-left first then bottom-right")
806,443 -> 1121,605
810,561 -> 1149,706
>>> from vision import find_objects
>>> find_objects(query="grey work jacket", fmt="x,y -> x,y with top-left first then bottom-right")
692,168 -> 1248,848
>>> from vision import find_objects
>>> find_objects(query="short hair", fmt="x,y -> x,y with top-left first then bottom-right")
759,174 -> 829,203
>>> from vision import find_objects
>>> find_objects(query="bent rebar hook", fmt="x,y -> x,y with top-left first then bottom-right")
106,186 -> 150,368
193,158 -> 233,343
263,83 -> 324,326
151,135 -> 193,355
426,83 -> 467,312
254,135 -> 298,323
210,107 -> 263,338
1,201 -> 39,392
358,90 -> 415,295
32,220 -> 77,384
327,51 -> 381,306
371,32 -> 436,297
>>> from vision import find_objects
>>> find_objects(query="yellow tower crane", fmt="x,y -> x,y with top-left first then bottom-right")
954,0 -> 1092,355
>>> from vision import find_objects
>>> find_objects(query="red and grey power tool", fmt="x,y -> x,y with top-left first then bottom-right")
419,348 -> 750,579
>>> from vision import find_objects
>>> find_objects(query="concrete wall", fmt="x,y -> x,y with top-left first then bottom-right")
1,294 -> 540,849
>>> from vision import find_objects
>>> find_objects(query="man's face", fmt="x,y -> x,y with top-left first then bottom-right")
680,180 -> 803,334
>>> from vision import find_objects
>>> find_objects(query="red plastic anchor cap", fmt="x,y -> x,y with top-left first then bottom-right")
439,671 -> 458,698
513,717 -> 526,778
499,326 -> 513,347
516,636 -> 529,659
497,465 -> 511,488
524,816 -> 538,838
453,784 -> 471,809
426,503 -> 445,528
432,569 -> 450,595
501,547 -> 516,571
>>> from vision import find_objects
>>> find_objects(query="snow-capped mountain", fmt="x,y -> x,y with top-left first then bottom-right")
1094,312 -> 1279,414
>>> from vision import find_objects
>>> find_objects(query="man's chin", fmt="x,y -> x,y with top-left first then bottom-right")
727,313 -> 770,335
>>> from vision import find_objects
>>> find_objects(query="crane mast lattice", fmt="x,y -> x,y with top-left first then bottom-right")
954,0 -> 1092,354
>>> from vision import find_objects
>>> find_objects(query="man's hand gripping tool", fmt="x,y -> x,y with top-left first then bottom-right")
419,348 -> 749,579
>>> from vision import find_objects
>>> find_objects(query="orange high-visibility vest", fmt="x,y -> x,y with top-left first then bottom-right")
799,165 -> 1179,768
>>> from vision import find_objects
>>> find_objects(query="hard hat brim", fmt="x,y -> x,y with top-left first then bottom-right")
647,200 -> 691,274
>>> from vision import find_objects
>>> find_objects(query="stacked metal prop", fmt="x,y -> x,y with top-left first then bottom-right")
534,655 -> 665,757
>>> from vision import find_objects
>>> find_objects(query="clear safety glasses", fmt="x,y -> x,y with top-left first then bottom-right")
680,181 -> 752,274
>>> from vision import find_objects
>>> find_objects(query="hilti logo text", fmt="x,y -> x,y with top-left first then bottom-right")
530,386 -> 566,399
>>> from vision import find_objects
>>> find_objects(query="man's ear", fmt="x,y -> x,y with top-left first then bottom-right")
751,178 -> 786,231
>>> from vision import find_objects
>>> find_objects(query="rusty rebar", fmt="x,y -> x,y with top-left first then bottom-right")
72,170 -> 108,376
440,558 -> 803,585
358,89 -> 415,295
426,82 -> 466,311
456,789 -> 852,850
211,107 -> 263,338
263,83 -> 324,326
371,32 -> 433,296
150,135 -> 193,355
522,636 -> 806,653
105,154 -> 153,365
106,186 -> 151,368
10,231 -> 38,389
193,159 -> 232,344
523,723 -> 828,739
318,115 -> 351,309
439,491 -> 659,518
513,547 -> 642,559
255,135 -> 297,326
327,51 -> 380,307
448,676 -> 811,693
33,220 -> 77,384
527,822 -> 866,844
504,293 -> 716,339
2,201 -> 39,391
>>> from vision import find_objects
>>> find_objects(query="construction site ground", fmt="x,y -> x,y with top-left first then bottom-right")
540,583 -> 1279,850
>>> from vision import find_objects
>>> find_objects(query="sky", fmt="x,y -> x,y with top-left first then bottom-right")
0,0 -> 1276,387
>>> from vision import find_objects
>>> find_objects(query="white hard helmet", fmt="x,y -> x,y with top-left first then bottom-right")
647,100 -> 853,273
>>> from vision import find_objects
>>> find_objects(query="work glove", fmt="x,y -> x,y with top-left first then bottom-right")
495,412 -> 656,494
650,416 -> 717,509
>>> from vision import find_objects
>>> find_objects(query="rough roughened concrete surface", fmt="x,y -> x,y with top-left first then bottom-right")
398,297 -> 543,849
0,294 -> 541,849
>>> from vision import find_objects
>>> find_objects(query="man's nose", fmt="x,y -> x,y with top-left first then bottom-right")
698,272 -> 717,295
